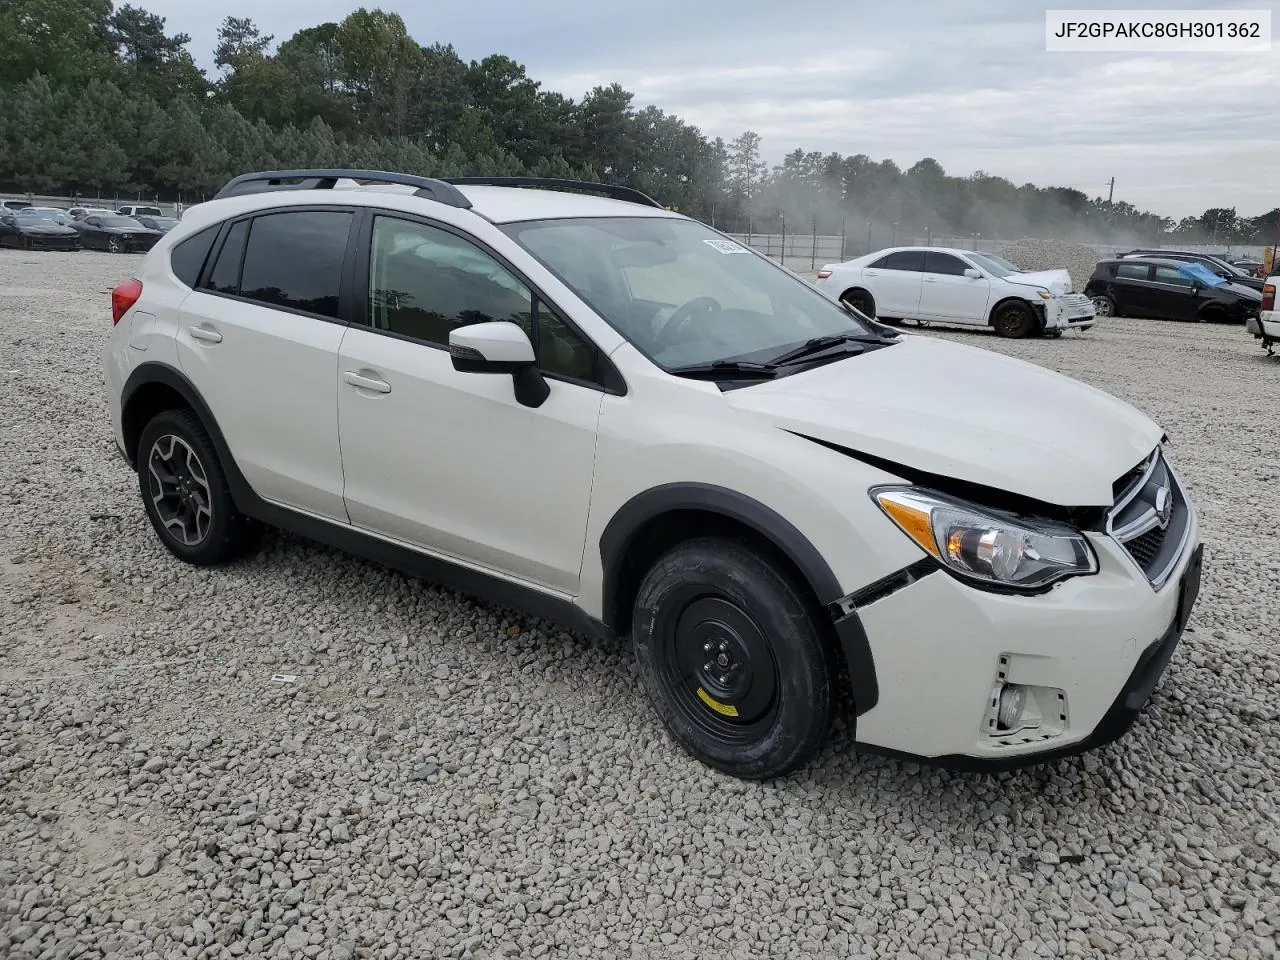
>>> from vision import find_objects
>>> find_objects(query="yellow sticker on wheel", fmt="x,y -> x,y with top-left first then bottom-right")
696,687 -> 739,717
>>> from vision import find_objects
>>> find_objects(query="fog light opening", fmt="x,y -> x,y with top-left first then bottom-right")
996,684 -> 1027,731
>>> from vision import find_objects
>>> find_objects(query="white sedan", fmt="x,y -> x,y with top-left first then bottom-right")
815,246 -> 1096,338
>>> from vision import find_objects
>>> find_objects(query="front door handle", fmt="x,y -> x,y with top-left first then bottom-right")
923,277 -> 938,283
189,325 -> 222,344
343,371 -> 391,394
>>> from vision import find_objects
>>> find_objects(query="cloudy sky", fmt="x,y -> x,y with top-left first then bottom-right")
145,0 -> 1278,219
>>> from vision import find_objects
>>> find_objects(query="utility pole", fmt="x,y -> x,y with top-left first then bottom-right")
1108,177 -> 1115,203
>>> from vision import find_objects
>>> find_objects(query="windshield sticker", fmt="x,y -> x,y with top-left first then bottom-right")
703,238 -> 751,255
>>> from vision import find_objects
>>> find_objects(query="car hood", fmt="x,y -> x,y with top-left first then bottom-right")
1004,269 -> 1073,295
103,226 -> 161,235
1219,282 -> 1262,301
18,224 -> 76,236
727,336 -> 1161,507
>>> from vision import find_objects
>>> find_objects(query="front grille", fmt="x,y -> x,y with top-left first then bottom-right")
1107,449 -> 1190,589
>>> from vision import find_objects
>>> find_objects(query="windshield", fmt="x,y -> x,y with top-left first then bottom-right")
503,217 -> 877,368
103,216 -> 143,228
17,212 -> 68,225
1178,262 -> 1226,287
967,252 -> 1019,278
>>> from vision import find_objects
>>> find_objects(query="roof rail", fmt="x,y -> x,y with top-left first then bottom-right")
212,169 -> 472,209
440,177 -> 663,209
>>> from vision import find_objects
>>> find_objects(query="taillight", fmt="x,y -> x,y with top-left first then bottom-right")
1263,283 -> 1276,312
816,270 -> 832,280
111,278 -> 143,325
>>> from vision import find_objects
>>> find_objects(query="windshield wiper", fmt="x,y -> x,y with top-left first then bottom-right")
769,333 -> 877,366
668,359 -> 778,380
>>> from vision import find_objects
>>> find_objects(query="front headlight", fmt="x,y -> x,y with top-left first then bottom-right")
872,487 -> 1097,590
1036,289 -> 1053,300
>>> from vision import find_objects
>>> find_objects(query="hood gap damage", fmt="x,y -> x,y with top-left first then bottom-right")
785,430 -> 1111,532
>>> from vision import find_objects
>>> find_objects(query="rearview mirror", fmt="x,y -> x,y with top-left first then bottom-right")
963,268 -> 982,279
449,321 -> 549,408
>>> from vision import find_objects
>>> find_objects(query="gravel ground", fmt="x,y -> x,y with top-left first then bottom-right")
2,250 -> 1279,960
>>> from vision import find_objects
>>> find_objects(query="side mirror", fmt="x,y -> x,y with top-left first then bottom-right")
963,268 -> 982,279
449,321 -> 549,408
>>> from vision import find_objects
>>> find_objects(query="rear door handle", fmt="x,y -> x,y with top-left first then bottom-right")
923,277 -> 938,283
189,325 -> 222,344
343,371 -> 391,394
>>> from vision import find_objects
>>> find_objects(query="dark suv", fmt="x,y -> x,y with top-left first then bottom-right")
1117,249 -> 1265,292
1085,257 -> 1262,323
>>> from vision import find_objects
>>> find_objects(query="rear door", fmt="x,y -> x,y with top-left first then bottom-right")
174,207 -> 354,521
861,250 -> 926,317
917,251 -> 991,323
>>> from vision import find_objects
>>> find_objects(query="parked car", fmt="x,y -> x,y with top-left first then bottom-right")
1244,276 -> 1278,355
117,204 -> 164,218
16,206 -> 73,225
135,215 -> 179,235
1086,257 -> 1262,322
0,211 -> 81,250
1,198 -> 32,213
814,246 -> 1095,338
68,206 -> 117,220
1117,249 -> 1265,292
73,214 -> 163,253
1228,258 -> 1265,277
104,169 -> 1203,779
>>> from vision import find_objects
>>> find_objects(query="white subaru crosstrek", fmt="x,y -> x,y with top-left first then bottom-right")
104,170 -> 1203,780
815,247 -> 1096,337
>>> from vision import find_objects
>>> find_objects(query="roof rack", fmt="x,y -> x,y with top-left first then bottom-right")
212,169 -> 473,209
440,177 -> 663,209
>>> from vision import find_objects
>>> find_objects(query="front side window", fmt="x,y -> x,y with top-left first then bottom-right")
504,217 -> 879,369
923,252 -> 970,276
103,216 -> 143,229
237,211 -> 352,318
1154,265 -> 1193,287
369,216 -> 598,381
869,250 -> 926,272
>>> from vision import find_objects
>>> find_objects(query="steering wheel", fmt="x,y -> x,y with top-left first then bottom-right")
660,296 -> 723,342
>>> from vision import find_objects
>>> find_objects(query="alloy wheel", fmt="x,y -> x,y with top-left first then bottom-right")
108,236 -> 122,254
1091,296 -> 1114,317
146,434 -> 213,546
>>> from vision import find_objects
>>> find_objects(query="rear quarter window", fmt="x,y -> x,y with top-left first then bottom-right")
169,226 -> 219,288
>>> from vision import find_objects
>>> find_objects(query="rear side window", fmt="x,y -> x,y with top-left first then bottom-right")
1115,263 -> 1150,280
869,250 -> 926,272
170,226 -> 218,288
205,220 -> 248,295
923,252 -> 969,276
239,211 -> 352,319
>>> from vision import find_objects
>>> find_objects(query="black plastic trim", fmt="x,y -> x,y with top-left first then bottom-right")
860,542 -> 1203,773
831,558 -> 940,615
442,177 -> 663,209
118,362 -> 609,641
213,169 -> 473,209
599,482 -> 879,714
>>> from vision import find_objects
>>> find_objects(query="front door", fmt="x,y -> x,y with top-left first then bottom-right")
337,214 -> 605,594
917,251 -> 991,323
1150,264 -> 1201,321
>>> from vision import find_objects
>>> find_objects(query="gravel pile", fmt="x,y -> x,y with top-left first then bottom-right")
997,239 -> 1104,294
2,251 -> 1279,960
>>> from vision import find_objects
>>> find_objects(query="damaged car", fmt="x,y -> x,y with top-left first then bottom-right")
814,246 -> 1096,337
106,170 -> 1201,780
